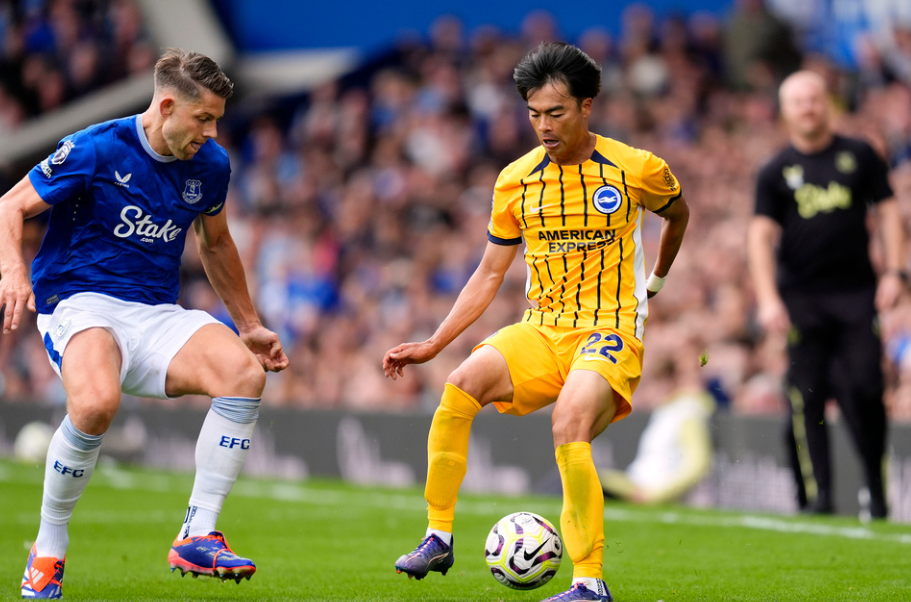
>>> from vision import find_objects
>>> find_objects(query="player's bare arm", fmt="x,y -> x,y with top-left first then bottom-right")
647,193 -> 690,298
747,214 -> 790,333
383,241 -> 518,379
0,177 -> 51,333
193,211 -> 289,372
873,197 -> 907,311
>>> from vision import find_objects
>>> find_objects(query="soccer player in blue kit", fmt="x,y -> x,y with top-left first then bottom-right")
0,49 -> 289,598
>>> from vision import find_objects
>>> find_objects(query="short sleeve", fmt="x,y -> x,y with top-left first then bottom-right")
203,170 -> 230,216
487,168 -> 522,245
639,152 -> 681,213
860,143 -> 894,205
28,132 -> 96,206
754,162 -> 784,224
202,197 -> 225,215
200,146 -> 232,216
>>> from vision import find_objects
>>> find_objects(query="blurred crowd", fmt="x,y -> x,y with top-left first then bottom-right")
4,2 -> 911,420
0,0 -> 155,131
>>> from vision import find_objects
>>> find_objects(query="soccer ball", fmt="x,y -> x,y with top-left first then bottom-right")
484,511 -> 562,589
14,421 -> 54,464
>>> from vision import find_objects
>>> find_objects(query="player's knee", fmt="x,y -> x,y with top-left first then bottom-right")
250,367 -> 267,396
552,412 -> 592,447
69,394 -> 120,434
551,417 -> 571,447
76,378 -> 121,409
230,356 -> 266,396
445,365 -> 504,407
445,368 -> 481,401
209,347 -> 266,397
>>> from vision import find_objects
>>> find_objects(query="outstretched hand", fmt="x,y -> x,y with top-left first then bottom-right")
240,326 -> 290,372
383,341 -> 440,380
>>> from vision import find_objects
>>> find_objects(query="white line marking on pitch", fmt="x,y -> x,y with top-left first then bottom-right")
5,464 -> 911,544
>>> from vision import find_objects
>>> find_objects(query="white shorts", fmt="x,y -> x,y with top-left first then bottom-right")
37,292 -> 221,399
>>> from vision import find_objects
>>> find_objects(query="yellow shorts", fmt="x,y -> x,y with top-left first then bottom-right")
474,322 -> 643,423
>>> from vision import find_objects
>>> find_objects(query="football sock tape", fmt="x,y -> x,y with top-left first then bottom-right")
211,395 -> 261,424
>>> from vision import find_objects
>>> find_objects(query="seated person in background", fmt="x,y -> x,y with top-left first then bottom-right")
601,342 -> 714,504
600,386 -> 714,504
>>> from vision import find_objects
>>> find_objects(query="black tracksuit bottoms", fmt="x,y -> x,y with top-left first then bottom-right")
782,286 -> 887,516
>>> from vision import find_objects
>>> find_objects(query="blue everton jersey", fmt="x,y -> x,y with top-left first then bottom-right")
28,115 -> 230,314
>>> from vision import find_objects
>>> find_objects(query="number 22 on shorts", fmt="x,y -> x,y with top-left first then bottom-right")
580,332 -> 624,364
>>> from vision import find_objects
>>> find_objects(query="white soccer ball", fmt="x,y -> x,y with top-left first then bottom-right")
14,421 -> 54,464
484,511 -> 563,590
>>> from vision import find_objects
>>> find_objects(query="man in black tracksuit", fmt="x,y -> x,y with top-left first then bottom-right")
748,71 -> 906,518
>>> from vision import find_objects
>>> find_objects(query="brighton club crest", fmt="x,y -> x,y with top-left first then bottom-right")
182,179 -> 203,204
592,184 -> 623,215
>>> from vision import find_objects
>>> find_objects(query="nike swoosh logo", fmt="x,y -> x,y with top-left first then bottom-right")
523,538 -> 549,561
529,204 -> 554,213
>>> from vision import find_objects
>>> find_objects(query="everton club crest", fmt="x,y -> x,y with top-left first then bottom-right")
182,179 -> 203,204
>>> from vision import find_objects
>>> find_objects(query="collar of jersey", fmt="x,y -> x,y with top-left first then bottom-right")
134,115 -> 178,163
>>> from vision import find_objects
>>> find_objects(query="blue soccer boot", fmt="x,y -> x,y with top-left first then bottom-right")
168,530 -> 255,583
394,534 -> 454,579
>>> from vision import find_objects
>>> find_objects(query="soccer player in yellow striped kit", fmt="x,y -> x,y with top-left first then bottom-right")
383,42 -> 689,602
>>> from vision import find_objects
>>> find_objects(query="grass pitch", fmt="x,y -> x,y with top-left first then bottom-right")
2,458 -> 910,601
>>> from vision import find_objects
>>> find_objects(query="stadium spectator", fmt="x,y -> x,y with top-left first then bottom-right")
722,0 -> 802,91
602,327 -> 719,503
600,352 -> 715,505
0,0 -> 155,124
748,70 -> 905,518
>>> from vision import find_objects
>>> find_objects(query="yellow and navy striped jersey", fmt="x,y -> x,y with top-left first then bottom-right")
488,134 -> 681,340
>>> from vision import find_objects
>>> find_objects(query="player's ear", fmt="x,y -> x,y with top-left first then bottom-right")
580,97 -> 593,118
159,96 -> 176,118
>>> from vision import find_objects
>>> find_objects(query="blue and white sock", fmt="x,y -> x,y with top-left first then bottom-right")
35,415 -> 104,558
179,397 -> 260,539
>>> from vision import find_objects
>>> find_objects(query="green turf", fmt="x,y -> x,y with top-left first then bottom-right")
2,458 -> 911,601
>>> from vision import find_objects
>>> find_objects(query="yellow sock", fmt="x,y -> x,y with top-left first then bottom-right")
556,441 -> 604,579
425,384 -> 482,532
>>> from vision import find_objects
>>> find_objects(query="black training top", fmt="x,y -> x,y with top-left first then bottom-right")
754,135 -> 893,293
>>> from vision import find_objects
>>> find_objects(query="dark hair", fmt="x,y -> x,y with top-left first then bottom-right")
154,48 -> 234,100
514,42 -> 601,102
